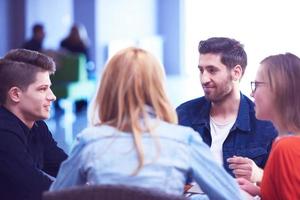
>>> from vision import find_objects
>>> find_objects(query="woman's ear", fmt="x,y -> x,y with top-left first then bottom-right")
232,65 -> 243,81
7,87 -> 22,103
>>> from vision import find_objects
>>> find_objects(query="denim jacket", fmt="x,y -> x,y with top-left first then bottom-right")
176,93 -> 278,176
51,118 -> 242,199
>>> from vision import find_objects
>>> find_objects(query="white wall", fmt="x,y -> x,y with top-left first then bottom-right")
95,0 -> 158,70
184,0 -> 300,97
26,0 -> 73,49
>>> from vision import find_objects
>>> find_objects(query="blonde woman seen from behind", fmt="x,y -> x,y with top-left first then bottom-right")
50,47 -> 242,199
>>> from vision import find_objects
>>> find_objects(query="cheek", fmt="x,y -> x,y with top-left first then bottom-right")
255,94 -> 273,119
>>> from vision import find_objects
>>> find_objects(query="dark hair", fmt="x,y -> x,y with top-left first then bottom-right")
0,49 -> 56,104
33,24 -> 44,34
198,37 -> 247,75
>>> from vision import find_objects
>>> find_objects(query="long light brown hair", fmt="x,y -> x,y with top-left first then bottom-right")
90,47 -> 177,174
260,53 -> 300,132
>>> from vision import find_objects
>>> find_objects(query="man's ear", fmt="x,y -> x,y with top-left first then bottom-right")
232,65 -> 243,81
7,87 -> 22,103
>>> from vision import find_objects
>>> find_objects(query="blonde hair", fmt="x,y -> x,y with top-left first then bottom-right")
91,47 -> 177,174
260,53 -> 300,131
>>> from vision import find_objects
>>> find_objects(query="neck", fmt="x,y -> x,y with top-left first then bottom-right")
3,104 -> 34,129
278,128 -> 300,136
272,119 -> 300,136
210,88 -> 240,123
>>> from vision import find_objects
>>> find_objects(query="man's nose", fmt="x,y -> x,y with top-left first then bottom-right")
48,89 -> 56,101
200,71 -> 210,84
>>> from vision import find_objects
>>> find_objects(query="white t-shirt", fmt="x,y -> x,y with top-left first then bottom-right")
210,116 -> 235,166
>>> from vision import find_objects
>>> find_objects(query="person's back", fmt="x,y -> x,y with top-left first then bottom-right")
51,47 -> 242,199
51,119 -> 240,197
60,24 -> 89,60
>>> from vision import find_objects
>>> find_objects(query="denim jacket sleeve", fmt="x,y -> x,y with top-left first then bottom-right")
188,130 -> 242,200
50,136 -> 87,191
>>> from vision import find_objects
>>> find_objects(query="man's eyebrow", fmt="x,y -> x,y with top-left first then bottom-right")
199,65 -> 217,69
37,83 -> 51,88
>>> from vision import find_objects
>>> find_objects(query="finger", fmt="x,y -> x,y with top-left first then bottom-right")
233,169 -> 251,176
227,156 -> 251,164
229,163 -> 251,170
236,177 -> 247,185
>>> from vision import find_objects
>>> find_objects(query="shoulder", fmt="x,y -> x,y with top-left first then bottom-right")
176,97 -> 207,112
272,136 -> 300,152
176,97 -> 208,119
155,120 -> 200,145
0,109 -> 25,142
176,97 -> 210,126
76,125 -> 117,145
266,136 -> 300,173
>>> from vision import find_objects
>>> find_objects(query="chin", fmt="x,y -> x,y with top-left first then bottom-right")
204,94 -> 215,101
39,113 -> 50,120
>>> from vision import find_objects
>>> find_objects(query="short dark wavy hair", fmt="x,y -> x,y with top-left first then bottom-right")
198,37 -> 247,76
0,49 -> 56,104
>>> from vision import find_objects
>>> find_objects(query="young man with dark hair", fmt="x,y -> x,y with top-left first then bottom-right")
0,49 -> 67,200
177,37 -> 277,184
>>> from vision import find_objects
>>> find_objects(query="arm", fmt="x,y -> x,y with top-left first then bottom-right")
49,136 -> 87,191
41,123 -> 68,177
227,156 -> 263,183
0,130 -> 53,198
236,177 -> 261,196
189,130 -> 242,200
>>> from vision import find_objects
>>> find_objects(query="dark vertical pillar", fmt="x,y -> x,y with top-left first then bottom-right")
157,0 -> 182,75
73,0 -> 96,64
0,0 -> 8,56
7,0 -> 26,50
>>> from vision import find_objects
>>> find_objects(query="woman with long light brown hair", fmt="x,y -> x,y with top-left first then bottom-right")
50,47 -> 242,199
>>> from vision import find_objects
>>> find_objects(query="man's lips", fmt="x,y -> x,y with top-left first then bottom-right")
44,105 -> 51,111
202,86 -> 214,92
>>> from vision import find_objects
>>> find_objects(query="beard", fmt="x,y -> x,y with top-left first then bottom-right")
203,75 -> 234,103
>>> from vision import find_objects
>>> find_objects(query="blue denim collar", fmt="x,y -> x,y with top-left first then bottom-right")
191,93 -> 252,133
234,94 -> 251,132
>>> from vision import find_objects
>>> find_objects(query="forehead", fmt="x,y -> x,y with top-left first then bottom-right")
29,71 -> 51,86
198,53 -> 226,69
256,64 -> 267,80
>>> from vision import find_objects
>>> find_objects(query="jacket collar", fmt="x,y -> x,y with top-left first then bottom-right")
191,93 -> 251,132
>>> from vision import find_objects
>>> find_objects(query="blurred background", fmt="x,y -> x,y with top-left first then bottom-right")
1,0 -> 299,152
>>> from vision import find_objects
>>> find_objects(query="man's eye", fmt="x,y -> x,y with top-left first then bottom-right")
208,68 -> 216,73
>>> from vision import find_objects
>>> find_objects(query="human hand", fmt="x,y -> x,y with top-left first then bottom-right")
237,177 -> 261,196
227,156 -> 263,183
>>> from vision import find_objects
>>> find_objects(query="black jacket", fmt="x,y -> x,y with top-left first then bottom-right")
0,106 -> 67,200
